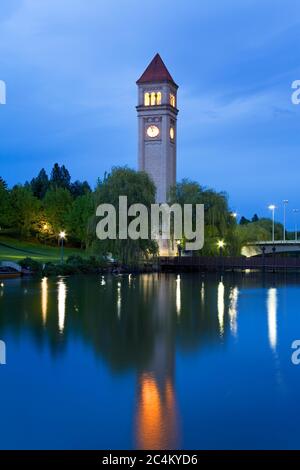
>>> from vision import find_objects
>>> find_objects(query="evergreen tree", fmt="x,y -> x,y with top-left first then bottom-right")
240,216 -> 250,225
50,163 -> 71,189
252,213 -> 259,222
30,168 -> 49,199
0,176 -> 7,189
0,177 -> 12,228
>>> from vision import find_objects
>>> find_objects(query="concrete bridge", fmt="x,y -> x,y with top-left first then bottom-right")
242,241 -> 300,257
159,255 -> 300,272
0,261 -> 22,272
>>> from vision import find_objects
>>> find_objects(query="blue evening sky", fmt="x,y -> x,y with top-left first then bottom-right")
0,0 -> 300,227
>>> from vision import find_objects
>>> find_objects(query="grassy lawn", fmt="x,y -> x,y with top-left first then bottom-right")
0,236 -> 86,263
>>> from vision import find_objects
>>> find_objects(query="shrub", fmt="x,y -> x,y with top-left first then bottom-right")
18,257 -> 43,273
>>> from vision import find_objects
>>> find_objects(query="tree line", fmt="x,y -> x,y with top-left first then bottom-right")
0,164 -> 93,247
0,164 -> 278,262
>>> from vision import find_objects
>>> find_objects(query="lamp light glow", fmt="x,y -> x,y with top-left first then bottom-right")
217,240 -> 225,249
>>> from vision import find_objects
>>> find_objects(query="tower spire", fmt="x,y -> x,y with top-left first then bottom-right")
137,53 -> 177,87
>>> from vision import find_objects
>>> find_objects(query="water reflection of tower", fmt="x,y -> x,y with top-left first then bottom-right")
135,274 -> 180,450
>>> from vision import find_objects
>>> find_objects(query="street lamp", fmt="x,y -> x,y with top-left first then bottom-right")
59,231 -> 66,263
177,240 -> 182,257
293,209 -> 299,242
268,205 -> 276,243
231,212 -> 238,219
217,239 -> 225,256
283,200 -> 288,242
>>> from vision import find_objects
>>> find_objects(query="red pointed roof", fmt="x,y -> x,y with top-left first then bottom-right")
137,53 -> 177,87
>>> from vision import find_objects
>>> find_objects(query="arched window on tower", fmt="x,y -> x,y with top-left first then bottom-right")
170,93 -> 176,107
144,92 -> 150,106
144,91 -> 162,106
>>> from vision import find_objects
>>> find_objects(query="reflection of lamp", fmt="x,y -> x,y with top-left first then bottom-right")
117,281 -> 121,318
217,280 -> 225,335
267,288 -> 277,351
176,275 -> 181,315
58,278 -> 66,333
59,231 -> 66,263
229,286 -> 239,336
41,277 -> 48,325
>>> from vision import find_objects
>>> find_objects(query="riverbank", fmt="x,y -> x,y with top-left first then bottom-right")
0,236 -> 85,263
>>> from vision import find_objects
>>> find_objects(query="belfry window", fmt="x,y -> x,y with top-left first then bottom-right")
170,93 -> 176,107
144,93 -> 150,106
144,91 -> 162,106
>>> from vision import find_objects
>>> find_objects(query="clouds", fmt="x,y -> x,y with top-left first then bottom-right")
0,0 -> 300,225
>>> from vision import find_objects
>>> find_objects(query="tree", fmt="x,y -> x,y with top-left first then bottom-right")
67,193 -> 93,247
240,216 -> 250,225
0,176 -> 7,189
10,185 -> 40,237
252,213 -> 259,223
43,187 -> 73,237
30,168 -> 49,199
70,180 -> 91,198
50,163 -> 71,189
88,167 -> 157,263
0,177 -> 12,228
169,179 -> 237,255
235,218 -> 284,254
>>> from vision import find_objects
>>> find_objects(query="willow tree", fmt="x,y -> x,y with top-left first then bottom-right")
169,179 -> 238,255
87,167 -> 157,265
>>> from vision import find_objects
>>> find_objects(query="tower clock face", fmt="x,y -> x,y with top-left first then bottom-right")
147,125 -> 160,138
170,127 -> 175,140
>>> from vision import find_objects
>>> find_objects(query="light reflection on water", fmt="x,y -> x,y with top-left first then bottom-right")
0,272 -> 300,450
229,286 -> 239,337
267,287 -> 277,351
135,372 -> 178,450
176,275 -> 181,316
41,277 -> 48,325
58,278 -> 66,333
217,279 -> 225,336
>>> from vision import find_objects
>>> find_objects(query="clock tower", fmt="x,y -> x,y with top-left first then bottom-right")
136,54 -> 178,203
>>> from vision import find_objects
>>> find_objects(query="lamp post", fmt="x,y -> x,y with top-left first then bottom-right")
59,231 -> 66,263
177,240 -> 182,257
283,200 -> 288,242
231,212 -> 238,223
268,205 -> 276,243
293,209 -> 299,242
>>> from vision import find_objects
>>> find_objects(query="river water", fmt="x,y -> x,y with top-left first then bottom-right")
0,272 -> 300,449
